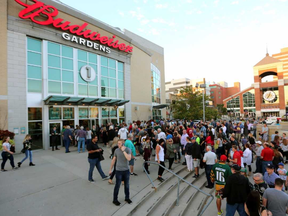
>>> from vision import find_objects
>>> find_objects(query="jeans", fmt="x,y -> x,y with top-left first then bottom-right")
88,158 -> 106,181
20,150 -> 33,163
255,156 -> 262,173
64,139 -> 70,153
226,203 -> 247,216
113,170 -> 130,201
205,165 -> 214,187
1,152 -> 15,169
78,138 -> 85,153
262,160 -> 272,175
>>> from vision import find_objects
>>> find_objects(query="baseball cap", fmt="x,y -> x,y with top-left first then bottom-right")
240,167 -> 247,173
231,164 -> 241,171
256,141 -> 262,145
266,163 -> 274,169
220,155 -> 227,161
278,162 -> 284,167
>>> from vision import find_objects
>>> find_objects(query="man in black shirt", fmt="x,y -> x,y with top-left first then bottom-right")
87,136 -> 109,183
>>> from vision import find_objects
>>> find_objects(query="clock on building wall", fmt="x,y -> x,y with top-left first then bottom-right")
263,91 -> 277,102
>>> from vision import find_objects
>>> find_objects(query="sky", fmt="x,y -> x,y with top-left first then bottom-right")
59,0 -> 288,90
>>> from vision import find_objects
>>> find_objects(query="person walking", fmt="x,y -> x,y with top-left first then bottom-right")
18,134 -> 35,167
261,143 -> 274,175
77,126 -> 86,153
166,138 -> 176,170
156,139 -> 166,182
124,134 -> 137,176
203,145 -> 217,188
222,164 -> 251,216
109,139 -> 132,206
87,136 -> 109,183
51,126 -> 60,151
1,136 -> 17,171
63,125 -> 73,153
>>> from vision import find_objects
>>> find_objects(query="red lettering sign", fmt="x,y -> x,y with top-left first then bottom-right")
15,0 -> 133,53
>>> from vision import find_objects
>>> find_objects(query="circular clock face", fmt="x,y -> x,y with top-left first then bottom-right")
263,91 -> 276,102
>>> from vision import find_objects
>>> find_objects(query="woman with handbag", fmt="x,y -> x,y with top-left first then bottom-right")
87,136 -> 109,182
1,136 -> 17,171
18,134 -> 35,167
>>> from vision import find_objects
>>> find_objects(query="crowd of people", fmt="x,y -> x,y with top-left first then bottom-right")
2,117 -> 288,215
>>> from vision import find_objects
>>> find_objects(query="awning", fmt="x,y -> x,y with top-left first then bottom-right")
44,96 -> 129,106
153,104 -> 169,109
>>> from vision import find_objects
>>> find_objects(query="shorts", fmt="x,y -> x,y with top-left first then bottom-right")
193,159 -> 200,167
215,184 -> 225,199
129,158 -> 135,166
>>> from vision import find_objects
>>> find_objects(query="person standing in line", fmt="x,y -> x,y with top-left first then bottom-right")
143,137 -> 152,174
260,124 -> 269,142
280,138 -> 288,163
254,141 -> 264,173
63,125 -> 73,153
203,145 -> 217,188
263,164 -> 279,188
118,125 -> 128,140
86,127 -> 92,149
1,136 -> 18,171
108,125 -> 115,148
185,137 -> 193,172
253,173 -> 268,205
261,143 -> 274,175
166,138 -> 176,170
222,164 -> 251,216
109,139 -> 132,206
51,126 -> 60,151
228,145 -> 241,167
155,139 -> 166,182
263,178 -> 288,216
18,134 -> 35,167
87,136 -> 109,183
210,155 -> 232,216
180,130 -> 189,165
77,126 -> 86,153
243,144 -> 252,176
191,137 -> 201,178
124,134 -> 137,176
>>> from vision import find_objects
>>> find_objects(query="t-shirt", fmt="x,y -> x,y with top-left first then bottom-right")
261,147 -> 274,161
2,142 -> 11,152
118,128 -> 128,139
63,129 -> 72,140
124,139 -> 136,157
114,147 -> 131,171
203,151 -> 217,165
233,151 -> 241,166
87,142 -> 101,159
263,188 -> 288,216
211,163 -> 232,185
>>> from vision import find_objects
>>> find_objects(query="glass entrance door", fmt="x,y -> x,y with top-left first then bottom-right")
49,122 -> 62,147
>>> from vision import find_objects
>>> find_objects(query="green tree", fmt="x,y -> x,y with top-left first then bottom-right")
216,104 -> 227,116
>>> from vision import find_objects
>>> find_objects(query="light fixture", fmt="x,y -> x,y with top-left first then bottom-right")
54,103 -> 57,105
69,103 -> 71,105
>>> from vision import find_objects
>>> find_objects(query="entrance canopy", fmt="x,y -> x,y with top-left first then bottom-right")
153,104 -> 169,109
44,95 -> 129,106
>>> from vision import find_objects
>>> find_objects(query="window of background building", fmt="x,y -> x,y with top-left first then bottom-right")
48,42 -> 74,95
151,64 -> 161,103
118,62 -> 124,99
78,50 -> 98,96
211,91 -> 214,94
227,96 -> 240,109
27,38 -> 42,93
28,108 -> 43,149
219,96 -> 221,99
218,92 -> 221,94
153,109 -> 162,120
243,89 -> 255,107
101,57 -> 117,98
211,96 -> 214,99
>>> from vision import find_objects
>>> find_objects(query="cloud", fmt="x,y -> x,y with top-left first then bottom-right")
149,28 -> 160,35
197,10 -> 202,14
185,25 -> 196,30
252,6 -> 262,11
214,0 -> 219,4
118,11 -> 125,17
231,1 -> 239,4
129,10 -> 144,20
138,28 -> 144,32
186,10 -> 193,15
141,19 -> 150,25
155,4 -> 168,9
263,10 -> 275,15
143,0 -> 147,3
186,0 -> 192,3
151,18 -> 175,27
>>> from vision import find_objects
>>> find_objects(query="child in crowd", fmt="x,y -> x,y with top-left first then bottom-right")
277,162 -> 287,180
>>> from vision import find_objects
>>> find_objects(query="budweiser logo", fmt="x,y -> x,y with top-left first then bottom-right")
15,0 -> 133,53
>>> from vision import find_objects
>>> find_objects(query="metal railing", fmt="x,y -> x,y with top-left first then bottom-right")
142,161 -> 214,216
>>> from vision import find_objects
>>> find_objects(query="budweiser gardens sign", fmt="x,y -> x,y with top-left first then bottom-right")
15,0 -> 134,54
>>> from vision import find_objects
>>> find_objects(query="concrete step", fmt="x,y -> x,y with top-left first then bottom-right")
151,169 -> 206,216
167,172 -> 208,216
112,163 -> 186,216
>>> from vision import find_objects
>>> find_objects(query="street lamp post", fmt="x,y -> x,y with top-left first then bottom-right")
196,83 -> 206,122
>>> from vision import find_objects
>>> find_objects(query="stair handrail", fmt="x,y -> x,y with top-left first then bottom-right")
142,161 -> 214,216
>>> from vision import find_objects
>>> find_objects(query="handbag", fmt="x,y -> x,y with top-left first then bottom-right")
99,152 -> 105,161
21,148 -> 26,153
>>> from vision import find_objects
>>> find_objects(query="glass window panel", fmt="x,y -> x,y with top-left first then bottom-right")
101,67 -> 108,76
89,85 -> 98,96
101,56 -> 108,66
102,108 -> 109,118
63,107 -> 74,119
48,81 -> 61,94
110,108 -> 117,117
108,59 -> 116,68
28,79 -> 42,92
62,83 -> 74,94
109,69 -> 116,78
101,87 -> 108,97
48,55 -> 60,68
78,73 -> 86,84
109,88 -> 116,98
78,50 -> 87,61
49,107 -> 61,120
118,81 -> 124,89
109,79 -> 116,88
79,108 -> 89,118
48,42 -> 60,55
62,46 -> 73,58
118,90 -> 124,99
118,72 -> 124,80
89,53 -> 97,64
89,64 -> 97,74
119,108 -> 125,117
78,84 -> 88,95
62,58 -> 73,70
90,108 -> 98,118
118,62 -> 124,72
28,108 -> 42,120
62,70 -> 74,82
90,76 -> 98,85
28,52 -> 42,65
48,68 -> 61,81
28,66 -> 42,79
78,61 -> 86,71
27,38 -> 42,52
28,122 -> 43,150
101,77 -> 108,87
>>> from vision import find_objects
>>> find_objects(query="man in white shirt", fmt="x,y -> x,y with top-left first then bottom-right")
254,141 -> 264,173
157,128 -> 166,141
221,123 -> 227,134
118,126 -> 128,140
203,146 -> 217,188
